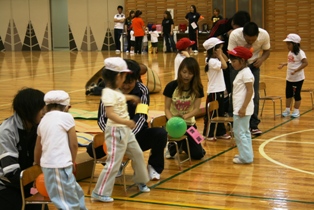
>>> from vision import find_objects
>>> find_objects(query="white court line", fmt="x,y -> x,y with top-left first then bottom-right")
259,129 -> 314,175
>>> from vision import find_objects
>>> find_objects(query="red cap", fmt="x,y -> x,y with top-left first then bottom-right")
151,24 -> 156,30
176,38 -> 195,51
227,46 -> 253,60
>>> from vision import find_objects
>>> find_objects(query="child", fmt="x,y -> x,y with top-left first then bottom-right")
142,27 -> 149,54
92,57 -> 150,202
227,46 -> 254,164
34,90 -> 87,209
149,24 -> 159,54
130,29 -> 135,55
278,33 -> 308,118
174,37 -> 195,79
202,37 -> 231,140
211,8 -> 223,28
163,57 -> 206,160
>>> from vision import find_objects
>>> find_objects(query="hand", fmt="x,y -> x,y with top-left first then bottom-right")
238,107 -> 246,118
252,58 -> 264,68
126,120 -> 136,129
128,95 -> 140,105
278,63 -> 286,69
291,71 -> 296,75
215,48 -> 222,57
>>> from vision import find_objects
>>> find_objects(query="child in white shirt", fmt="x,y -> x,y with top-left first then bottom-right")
149,25 -> 159,54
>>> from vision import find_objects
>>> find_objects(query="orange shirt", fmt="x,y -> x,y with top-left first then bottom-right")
132,17 -> 145,37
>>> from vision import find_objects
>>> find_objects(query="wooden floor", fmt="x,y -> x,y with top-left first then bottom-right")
1,51 -> 314,209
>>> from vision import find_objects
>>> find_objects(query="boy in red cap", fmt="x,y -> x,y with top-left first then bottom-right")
149,25 -> 159,54
227,46 -> 254,164
174,37 -> 195,79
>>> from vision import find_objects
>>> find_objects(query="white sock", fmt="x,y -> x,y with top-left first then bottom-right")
293,108 -> 299,114
285,108 -> 290,112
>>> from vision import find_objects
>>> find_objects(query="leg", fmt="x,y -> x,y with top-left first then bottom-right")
136,127 -> 167,174
182,125 -> 206,160
114,29 -> 122,51
249,66 -> 261,129
233,115 -> 253,163
164,34 -> 171,52
169,34 -> 177,52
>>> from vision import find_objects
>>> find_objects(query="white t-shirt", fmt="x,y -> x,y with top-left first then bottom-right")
206,58 -> 226,93
286,49 -> 306,82
228,27 -> 270,64
232,67 -> 255,115
130,30 -> 135,41
37,111 -> 75,168
114,13 -> 125,29
101,87 -> 129,126
149,31 -> 159,43
174,53 -> 186,79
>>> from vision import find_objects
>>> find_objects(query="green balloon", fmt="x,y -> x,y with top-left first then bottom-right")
166,117 -> 187,138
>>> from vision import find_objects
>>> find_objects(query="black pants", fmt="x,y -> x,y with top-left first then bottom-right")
0,185 -> 48,210
135,36 -> 143,54
188,28 -> 198,51
86,127 -> 167,174
126,30 -> 131,51
203,91 -> 227,137
163,33 -> 176,52
168,125 -> 206,160
114,28 -> 123,51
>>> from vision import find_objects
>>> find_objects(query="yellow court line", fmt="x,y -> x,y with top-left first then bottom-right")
259,129 -> 314,175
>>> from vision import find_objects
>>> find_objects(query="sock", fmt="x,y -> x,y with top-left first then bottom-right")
293,108 -> 299,114
285,107 -> 290,112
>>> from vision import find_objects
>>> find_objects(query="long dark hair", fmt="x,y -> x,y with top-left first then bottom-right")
164,11 -> 172,20
128,10 -> 134,19
205,44 -> 223,72
191,5 -> 197,13
13,88 -> 45,129
177,57 -> 203,98
102,67 -> 120,89
134,10 -> 142,17
290,42 -> 301,55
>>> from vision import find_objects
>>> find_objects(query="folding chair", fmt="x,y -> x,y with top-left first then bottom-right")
301,88 -> 314,109
259,82 -> 283,119
20,165 -> 51,210
150,115 -> 191,170
87,132 -> 130,194
205,100 -> 234,141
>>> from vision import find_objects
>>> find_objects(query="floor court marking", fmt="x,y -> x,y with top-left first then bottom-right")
259,129 -> 314,175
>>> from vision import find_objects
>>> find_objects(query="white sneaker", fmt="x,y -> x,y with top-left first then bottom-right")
282,110 -> 290,117
115,160 -> 130,178
148,165 -> 160,181
137,183 -> 150,192
126,50 -> 129,54
115,50 -> 120,54
291,112 -> 300,118
165,148 -> 174,159
193,50 -> 198,54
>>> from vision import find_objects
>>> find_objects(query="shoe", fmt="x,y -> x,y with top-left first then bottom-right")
217,134 -> 231,139
205,136 -> 216,141
148,165 -> 160,181
115,50 -> 120,54
137,183 -> 150,192
233,157 -> 245,164
91,192 -> 114,202
234,154 -> 239,158
291,112 -> 300,118
251,128 -> 262,135
282,110 -> 290,117
115,159 -> 130,178
165,148 -> 175,159
193,50 -> 198,53
126,50 -> 129,54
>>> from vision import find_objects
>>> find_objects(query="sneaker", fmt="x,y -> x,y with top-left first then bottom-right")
217,134 -> 231,139
115,50 -> 120,54
126,50 -> 129,54
148,165 -> 160,181
91,192 -> 114,202
165,148 -> 175,159
251,128 -> 262,135
193,50 -> 198,54
291,112 -> 300,118
137,183 -> 150,192
115,159 -> 130,178
205,136 -> 216,141
233,157 -> 245,164
282,110 -> 290,117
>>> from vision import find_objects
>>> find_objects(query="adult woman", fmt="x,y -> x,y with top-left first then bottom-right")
185,5 -> 202,53
162,10 -> 176,53
124,10 -> 135,53
132,10 -> 145,54
0,88 -> 46,210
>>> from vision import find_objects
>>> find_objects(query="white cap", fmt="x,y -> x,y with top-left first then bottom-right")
44,90 -> 70,106
104,57 -> 131,73
203,37 -> 224,50
283,33 -> 301,43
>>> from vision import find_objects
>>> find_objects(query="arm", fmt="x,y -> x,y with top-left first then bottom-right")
68,127 -> 78,164
125,94 -> 140,104
182,98 -> 201,120
106,106 -> 135,128
164,96 -> 173,119
34,136 -> 42,165
238,82 -> 254,117
278,62 -> 287,69
291,58 -> 308,75
170,24 -> 174,35
253,49 -> 270,68
216,48 -> 228,69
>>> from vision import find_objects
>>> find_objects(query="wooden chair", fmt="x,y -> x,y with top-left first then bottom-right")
301,88 -> 314,109
205,100 -> 234,142
87,132 -> 129,194
259,82 -> 283,120
20,165 -> 51,210
150,115 -> 191,170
